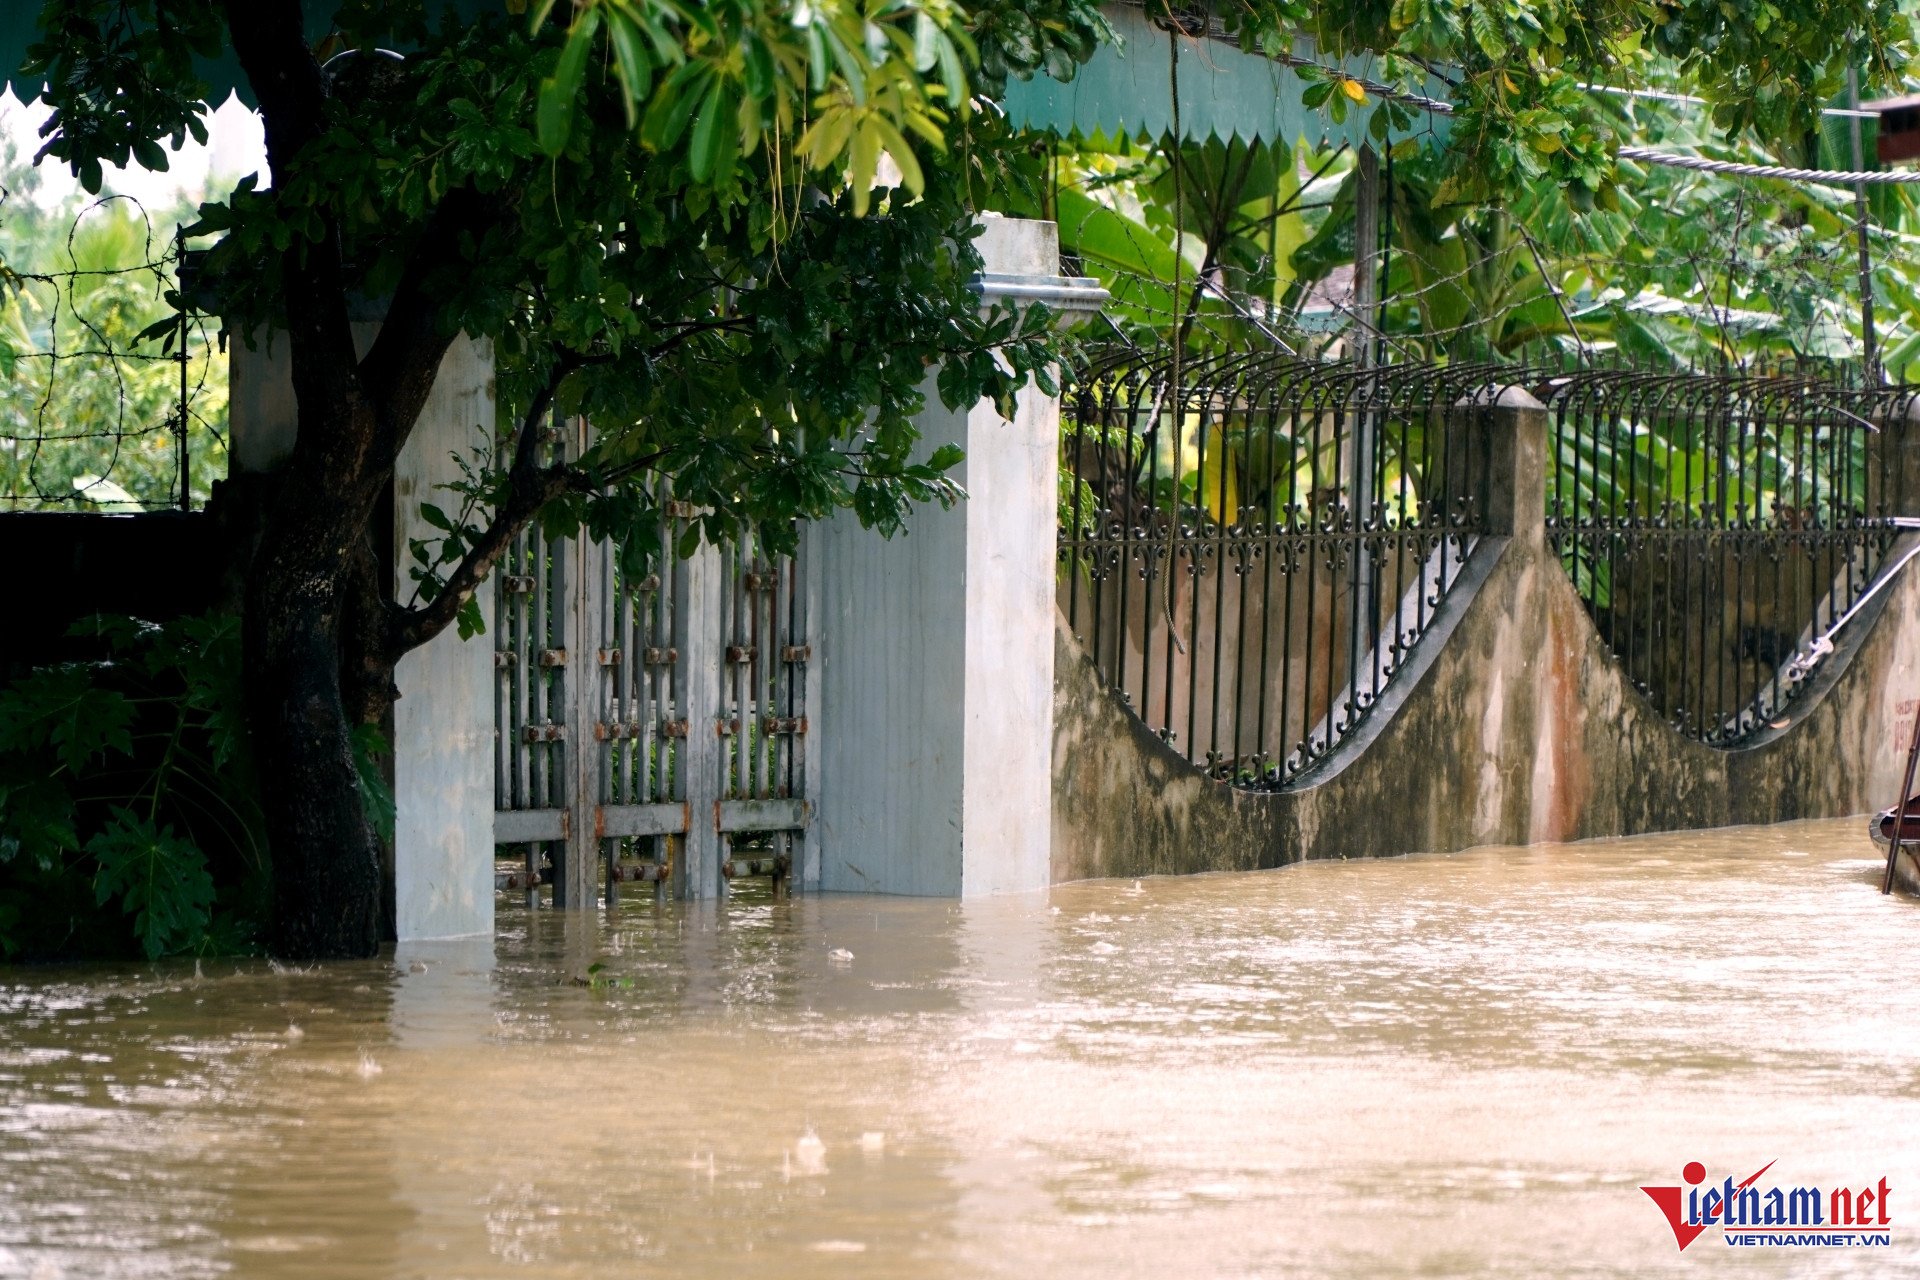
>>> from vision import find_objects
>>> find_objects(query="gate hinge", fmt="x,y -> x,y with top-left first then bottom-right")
643,646 -> 678,666
538,648 -> 567,668
764,716 -> 807,736
722,853 -> 791,880
780,644 -> 811,664
726,645 -> 758,664
660,719 -> 690,738
523,723 -> 566,743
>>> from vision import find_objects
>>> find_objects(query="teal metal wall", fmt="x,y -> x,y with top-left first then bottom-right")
1001,7 -> 1449,147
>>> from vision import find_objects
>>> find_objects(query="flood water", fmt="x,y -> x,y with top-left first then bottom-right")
3,819 -> 1919,1278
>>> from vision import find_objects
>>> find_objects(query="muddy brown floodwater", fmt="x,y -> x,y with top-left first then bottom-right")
3,819 -> 1920,1278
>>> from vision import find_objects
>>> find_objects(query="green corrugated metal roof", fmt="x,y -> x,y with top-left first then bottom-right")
1000,7 -> 1450,148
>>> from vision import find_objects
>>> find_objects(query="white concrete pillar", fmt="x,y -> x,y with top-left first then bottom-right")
230,328 -> 497,940
812,217 -> 1104,896
391,339 -> 495,939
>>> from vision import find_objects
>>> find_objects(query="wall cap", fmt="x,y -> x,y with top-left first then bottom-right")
1453,384 -> 1546,411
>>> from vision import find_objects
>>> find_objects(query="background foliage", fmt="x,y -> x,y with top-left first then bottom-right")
0,614 -> 267,960
0,170 -> 228,510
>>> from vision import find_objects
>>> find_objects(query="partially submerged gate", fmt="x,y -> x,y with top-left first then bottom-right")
490,430 -> 817,905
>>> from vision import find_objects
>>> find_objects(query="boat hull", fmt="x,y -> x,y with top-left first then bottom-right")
1866,810 -> 1920,896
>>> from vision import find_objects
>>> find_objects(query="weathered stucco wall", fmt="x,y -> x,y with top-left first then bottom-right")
1051,398 -> 1920,882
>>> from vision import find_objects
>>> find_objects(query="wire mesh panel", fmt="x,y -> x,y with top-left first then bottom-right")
1542,368 -> 1914,745
1060,348 -> 1491,787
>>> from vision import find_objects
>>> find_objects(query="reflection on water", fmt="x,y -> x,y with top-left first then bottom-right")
3,820 -> 1919,1278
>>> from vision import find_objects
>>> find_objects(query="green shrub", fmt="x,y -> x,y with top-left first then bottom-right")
0,614 -> 266,960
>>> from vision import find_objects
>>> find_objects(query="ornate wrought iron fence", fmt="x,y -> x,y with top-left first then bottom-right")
1541,367 -> 1915,745
1059,349 -> 1495,788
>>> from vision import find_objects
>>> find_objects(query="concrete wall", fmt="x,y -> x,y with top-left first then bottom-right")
1052,394 -> 1920,880
812,217 -> 1065,897
230,330 -> 497,939
391,339 -> 496,938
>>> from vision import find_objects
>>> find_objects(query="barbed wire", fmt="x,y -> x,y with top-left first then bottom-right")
1066,135 -> 1897,382
0,193 -> 226,511
1616,146 -> 1920,186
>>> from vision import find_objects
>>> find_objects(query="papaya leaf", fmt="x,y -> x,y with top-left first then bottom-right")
89,809 -> 215,960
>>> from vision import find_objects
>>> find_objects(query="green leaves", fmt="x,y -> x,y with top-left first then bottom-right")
0,613 -> 263,961
0,778 -> 78,874
522,0 -> 1057,220
537,6 -> 602,155
25,0 -> 224,196
89,809 -> 216,960
350,725 -> 397,845
0,666 -> 135,774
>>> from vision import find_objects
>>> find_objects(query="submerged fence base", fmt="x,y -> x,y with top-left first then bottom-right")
1051,394 -> 1920,880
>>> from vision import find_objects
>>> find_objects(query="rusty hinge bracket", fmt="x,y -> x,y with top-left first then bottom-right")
503,574 -> 535,594
722,853 -> 792,880
660,719 -> 690,738
522,723 -> 566,743
726,645 -> 758,664
642,646 -> 678,666
780,644 -> 811,664
598,648 -> 622,667
666,500 -> 698,520
634,573 -> 661,593
494,650 -> 517,669
609,860 -> 669,884
537,648 -> 567,668
764,716 -> 807,736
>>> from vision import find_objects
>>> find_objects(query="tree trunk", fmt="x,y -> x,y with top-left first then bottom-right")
243,483 -> 387,961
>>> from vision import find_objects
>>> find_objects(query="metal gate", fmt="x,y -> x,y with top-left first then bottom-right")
490,426 -> 817,906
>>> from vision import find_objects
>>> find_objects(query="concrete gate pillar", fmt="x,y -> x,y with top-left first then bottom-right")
1451,383 -> 1548,545
1870,397 -> 1920,519
230,327 -> 496,941
810,217 -> 1105,896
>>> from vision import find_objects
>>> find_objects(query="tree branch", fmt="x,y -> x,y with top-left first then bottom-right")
222,0 -> 368,487
386,462 -> 585,659
384,352 -> 644,659
647,317 -> 753,359
360,184 -> 514,467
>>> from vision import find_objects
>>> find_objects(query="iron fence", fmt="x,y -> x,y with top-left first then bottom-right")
1059,348 -> 1496,788
1541,366 -> 1914,745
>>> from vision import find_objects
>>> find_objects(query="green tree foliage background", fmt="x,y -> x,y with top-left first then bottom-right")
0,143 -> 229,510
